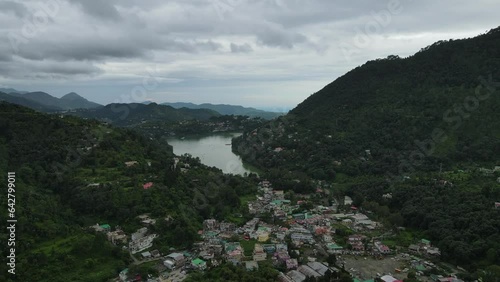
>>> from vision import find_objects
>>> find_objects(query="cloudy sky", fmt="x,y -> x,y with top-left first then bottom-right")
0,0 -> 499,110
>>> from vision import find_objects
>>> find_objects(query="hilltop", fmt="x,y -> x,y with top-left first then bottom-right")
66,102 -> 220,126
162,102 -> 284,120
0,89 -> 101,111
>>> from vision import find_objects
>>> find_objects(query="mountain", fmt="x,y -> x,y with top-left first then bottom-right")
235,27 -> 500,179
67,102 -> 220,126
22,91 -> 63,107
0,91 -> 63,111
0,87 -> 29,94
59,92 -> 102,109
233,27 -> 500,269
0,90 -> 102,111
162,102 -> 283,119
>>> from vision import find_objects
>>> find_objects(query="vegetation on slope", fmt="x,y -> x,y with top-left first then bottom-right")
0,102 -> 258,282
232,27 -> 500,273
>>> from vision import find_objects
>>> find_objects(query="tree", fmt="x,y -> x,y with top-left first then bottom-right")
326,254 -> 337,266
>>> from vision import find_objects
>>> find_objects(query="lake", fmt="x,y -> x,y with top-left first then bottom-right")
167,133 -> 258,175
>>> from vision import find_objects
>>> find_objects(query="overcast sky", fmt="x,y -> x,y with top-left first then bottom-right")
0,0 -> 499,110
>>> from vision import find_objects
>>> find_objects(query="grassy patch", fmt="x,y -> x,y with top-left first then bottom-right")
240,239 -> 257,257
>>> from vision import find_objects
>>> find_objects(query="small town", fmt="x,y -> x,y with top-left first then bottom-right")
86,180 -> 466,282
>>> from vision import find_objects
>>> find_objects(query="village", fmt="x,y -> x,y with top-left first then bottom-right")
89,180 -> 466,282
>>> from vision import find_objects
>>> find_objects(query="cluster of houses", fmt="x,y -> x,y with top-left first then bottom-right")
105,179 -> 452,281
88,214 -> 160,257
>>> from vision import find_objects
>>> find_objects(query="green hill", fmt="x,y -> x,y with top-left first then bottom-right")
0,90 -> 102,111
0,91 -> 63,112
234,27 -> 500,179
0,102 -> 257,282
67,102 -> 220,126
232,27 -> 500,271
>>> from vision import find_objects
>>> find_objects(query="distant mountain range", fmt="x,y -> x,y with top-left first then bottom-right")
0,88 -> 101,111
67,103 -> 220,126
0,88 -> 283,120
161,102 -> 284,119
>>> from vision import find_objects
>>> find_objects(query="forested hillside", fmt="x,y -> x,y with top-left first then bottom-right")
0,102 -> 257,282
234,27 -> 500,179
68,102 -> 220,126
233,27 -> 500,271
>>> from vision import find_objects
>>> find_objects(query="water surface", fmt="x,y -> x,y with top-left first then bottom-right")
167,133 -> 257,175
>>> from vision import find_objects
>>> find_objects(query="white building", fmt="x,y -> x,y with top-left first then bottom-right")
129,234 -> 157,254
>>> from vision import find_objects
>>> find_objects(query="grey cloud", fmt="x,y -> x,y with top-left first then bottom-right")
256,27 -> 308,49
68,0 -> 121,21
0,0 -> 499,105
12,32 -> 224,62
230,43 -> 253,53
0,1 -> 28,18
0,58 -> 102,79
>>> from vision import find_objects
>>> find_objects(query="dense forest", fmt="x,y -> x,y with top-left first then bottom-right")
0,102 -> 259,282
233,27 -> 500,273
66,102 -> 220,126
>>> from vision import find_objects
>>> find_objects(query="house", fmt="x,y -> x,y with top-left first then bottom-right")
253,252 -> 267,261
258,232 -> 270,242
380,275 -> 398,282
263,244 -> 277,253
225,242 -> 243,260
427,247 -> 441,256
131,227 -> 148,241
287,270 -> 306,282
286,259 -> 298,270
253,244 -> 267,261
143,182 -> 154,190
191,258 -> 207,270
220,222 -> 235,232
150,250 -> 161,258
408,244 -> 420,253
90,223 -> 111,233
129,233 -> 157,254
344,196 -> 353,206
119,268 -> 129,282
203,219 -> 219,231
278,272 -> 294,282
125,161 -> 139,167
307,262 -> 330,276
164,253 -> 185,269
326,243 -> 344,254
421,239 -> 431,245
107,230 -> 128,245
348,234 -> 366,252
297,265 -> 321,278
374,241 -> 390,254
276,243 -> 288,252
275,251 -> 291,263
141,251 -> 152,259
291,233 -> 314,243
274,190 -> 285,199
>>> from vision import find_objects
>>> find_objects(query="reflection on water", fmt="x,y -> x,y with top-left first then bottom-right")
167,133 -> 257,175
